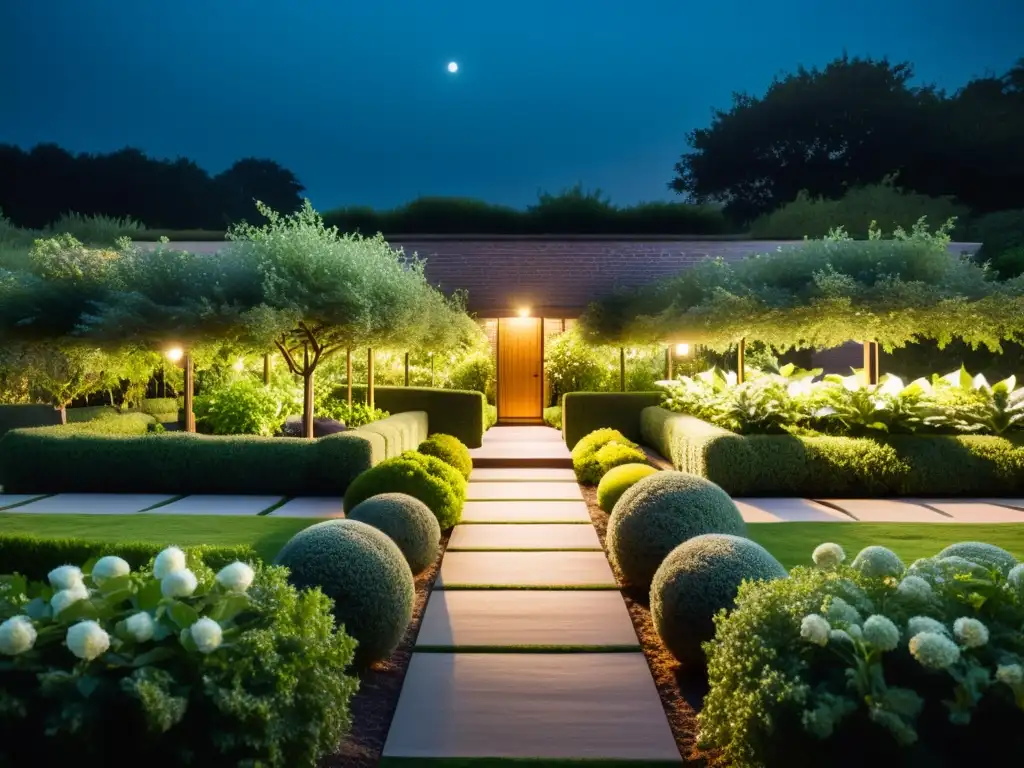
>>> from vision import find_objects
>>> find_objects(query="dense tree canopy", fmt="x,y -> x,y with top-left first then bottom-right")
0,144 -> 305,230
670,55 -> 1024,222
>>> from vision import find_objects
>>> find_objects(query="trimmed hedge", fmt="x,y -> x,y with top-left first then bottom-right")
641,406 -> 1024,497
418,433 -> 472,479
596,462 -> 658,513
562,391 -> 663,449
0,405 -> 62,439
0,535 -> 256,581
137,397 -> 180,417
348,386 -> 487,447
351,411 -> 428,455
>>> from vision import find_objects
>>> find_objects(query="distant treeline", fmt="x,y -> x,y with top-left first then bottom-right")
0,143 -> 731,236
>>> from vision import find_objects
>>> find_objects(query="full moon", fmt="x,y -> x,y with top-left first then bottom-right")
447,61 -> 459,73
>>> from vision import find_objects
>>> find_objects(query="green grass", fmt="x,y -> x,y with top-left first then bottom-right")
0,513 -> 316,562
748,522 -> 1024,569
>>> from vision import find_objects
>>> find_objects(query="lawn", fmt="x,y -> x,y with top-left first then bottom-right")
2,514 -> 1023,571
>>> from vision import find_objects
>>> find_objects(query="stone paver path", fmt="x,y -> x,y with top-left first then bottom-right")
268,497 -> 344,518
913,500 -> 1024,523
735,497 -> 853,522
149,495 -> 282,516
385,428 -> 680,762
0,494 -> 46,511
2,493 -> 176,515
817,498 -> 947,522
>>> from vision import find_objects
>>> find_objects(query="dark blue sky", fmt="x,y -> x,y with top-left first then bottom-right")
2,0 -> 1022,210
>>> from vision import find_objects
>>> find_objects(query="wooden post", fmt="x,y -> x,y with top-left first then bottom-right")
183,352 -> 196,433
619,347 -> 626,392
666,347 -> 673,380
863,341 -> 880,386
346,348 -> 352,407
405,352 -> 410,386
736,338 -> 746,385
367,348 -> 375,410
430,354 -> 435,387
263,353 -> 271,386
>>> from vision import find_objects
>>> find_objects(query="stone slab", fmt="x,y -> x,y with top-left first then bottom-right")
437,551 -> 617,588
469,468 -> 577,482
148,495 -> 282,516
268,497 -> 344,518
460,500 -> 591,523
480,426 -> 565,443
736,498 -> 853,523
466,481 -> 583,501
383,652 -> 680,761
914,501 -> 1024,523
985,499 -> 1024,511
0,494 -> 46,511
448,523 -> 601,550
6,493 -> 175,515
417,590 -> 639,649
815,498 -> 944,522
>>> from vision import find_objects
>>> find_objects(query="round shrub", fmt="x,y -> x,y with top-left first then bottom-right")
594,442 -> 648,478
607,471 -> 746,589
597,463 -> 658,513
850,546 -> 905,578
274,519 -> 414,665
347,492 -> 441,574
571,428 -> 641,485
651,534 -> 787,665
418,433 -> 472,480
937,541 -> 1018,575
344,451 -> 466,529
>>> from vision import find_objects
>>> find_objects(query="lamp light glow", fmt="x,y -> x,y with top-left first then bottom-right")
675,343 -> 690,356
232,358 -> 245,372
517,307 -> 531,318
166,347 -> 184,363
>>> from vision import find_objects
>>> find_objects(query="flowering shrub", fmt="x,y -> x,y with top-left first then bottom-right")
660,364 -> 1024,437
194,377 -> 301,435
699,541 -> 1024,767
0,548 -> 358,766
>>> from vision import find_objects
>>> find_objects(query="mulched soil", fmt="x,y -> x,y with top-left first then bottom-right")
582,485 -> 715,767
321,530 -> 450,768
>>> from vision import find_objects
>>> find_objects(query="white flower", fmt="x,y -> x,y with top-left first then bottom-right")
909,631 -> 960,669
812,543 -> 846,569
190,617 -> 223,654
908,616 -> 948,637
800,614 -> 831,646
91,556 -> 130,586
48,565 -> 84,592
51,583 -> 90,615
66,620 -> 110,661
862,615 -> 900,651
161,568 -> 198,598
847,624 -> 863,641
896,575 -> 933,601
0,616 -> 37,655
153,546 -> 187,579
215,562 -> 254,593
996,664 -> 1023,686
125,612 -> 155,642
851,546 -> 905,578
825,597 -> 862,627
1008,564 -> 1024,593
953,617 -> 989,648
829,629 -> 853,644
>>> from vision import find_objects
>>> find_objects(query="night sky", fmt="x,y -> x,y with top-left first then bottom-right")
2,0 -> 1022,210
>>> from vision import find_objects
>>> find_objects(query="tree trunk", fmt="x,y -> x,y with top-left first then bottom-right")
57,404 -> 67,425
863,341 -> 880,386
183,353 -> 196,433
619,347 -> 626,392
405,352 -> 410,386
367,348 -> 375,410
346,348 -> 352,407
303,344 -> 315,439
263,353 -> 271,386
736,338 -> 746,385
666,347 -> 673,380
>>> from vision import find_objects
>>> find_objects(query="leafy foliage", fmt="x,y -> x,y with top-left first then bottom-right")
571,428 -> 642,485
417,433 -> 472,480
194,377 -> 300,436
0,550 -> 358,766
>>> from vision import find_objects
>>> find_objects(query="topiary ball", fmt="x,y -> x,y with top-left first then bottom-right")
347,492 -> 441,574
597,463 -> 658,513
594,442 -> 648,479
651,534 -> 787,666
937,541 -> 1018,575
344,451 -> 466,529
571,428 -> 640,485
607,471 -> 746,589
850,546 -> 905,578
273,519 -> 414,665
418,433 -> 472,480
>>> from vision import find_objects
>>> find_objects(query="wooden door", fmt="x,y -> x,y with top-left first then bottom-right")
497,317 -> 543,422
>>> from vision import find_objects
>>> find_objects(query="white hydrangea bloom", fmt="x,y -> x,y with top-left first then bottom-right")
66,620 -> 110,661
153,546 -> 187,579
862,615 -> 900,651
896,575 -> 933,601
953,617 -> 989,648
48,565 -> 84,592
909,631 -> 960,669
825,597 -> 862,626
847,624 -> 863,640
812,543 -> 846,569
0,616 -> 37,655
190,617 -> 223,654
851,546 -> 905,578
908,616 -> 948,637
125,612 -> 155,643
1008,564 -> 1024,593
161,568 -> 198,598
996,664 -> 1023,686
51,583 -> 90,615
800,614 -> 831,646
91,556 -> 130,586
829,629 -> 853,644
215,562 -> 255,593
